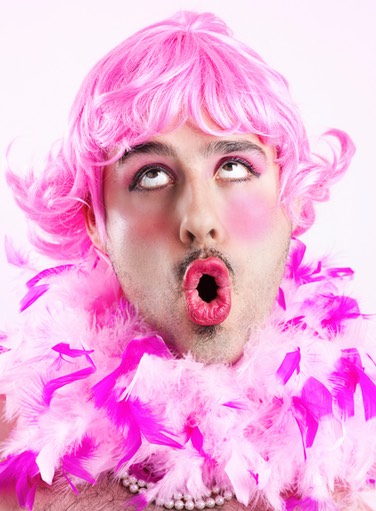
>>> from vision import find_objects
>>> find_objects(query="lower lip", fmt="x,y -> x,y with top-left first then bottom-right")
183,257 -> 231,326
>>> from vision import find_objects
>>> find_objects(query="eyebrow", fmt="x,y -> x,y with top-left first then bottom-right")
202,140 -> 266,159
119,138 -> 266,163
120,141 -> 178,162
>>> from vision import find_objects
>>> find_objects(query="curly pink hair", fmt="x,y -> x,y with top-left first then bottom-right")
7,11 -> 355,261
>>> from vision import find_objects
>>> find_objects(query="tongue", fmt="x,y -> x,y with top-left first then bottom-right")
183,257 -> 231,326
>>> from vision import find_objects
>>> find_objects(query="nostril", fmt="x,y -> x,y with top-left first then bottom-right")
196,274 -> 218,303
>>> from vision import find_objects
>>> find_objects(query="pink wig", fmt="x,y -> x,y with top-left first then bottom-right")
7,11 -> 354,261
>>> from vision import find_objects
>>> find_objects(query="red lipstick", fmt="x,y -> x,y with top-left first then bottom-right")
183,257 -> 231,326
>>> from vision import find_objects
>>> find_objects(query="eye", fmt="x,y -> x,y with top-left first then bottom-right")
215,158 -> 260,181
129,166 -> 174,191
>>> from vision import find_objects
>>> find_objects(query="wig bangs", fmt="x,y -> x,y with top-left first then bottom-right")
81,27 -> 288,163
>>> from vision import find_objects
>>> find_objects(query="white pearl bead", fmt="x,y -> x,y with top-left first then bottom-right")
183,494 -> 193,501
138,479 -> 146,487
174,493 -> 184,501
212,486 -> 220,495
129,483 -> 139,493
205,498 -> 215,508
185,501 -> 195,510
121,478 -> 130,487
129,476 -> 137,484
175,500 -> 185,510
223,491 -> 233,501
164,500 -> 175,509
195,500 -> 206,510
215,496 -> 224,506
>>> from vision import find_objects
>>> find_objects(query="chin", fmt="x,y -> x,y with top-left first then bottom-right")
166,324 -> 248,365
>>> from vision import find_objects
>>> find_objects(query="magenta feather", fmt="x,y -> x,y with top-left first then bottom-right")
52,342 -> 95,367
92,336 -> 171,408
301,377 -> 333,418
0,451 -> 39,511
291,378 -> 332,456
222,400 -> 248,411
286,239 -> 324,284
113,398 -> 181,467
249,470 -> 259,485
19,264 -> 76,312
43,366 -> 96,406
276,348 -> 301,385
184,420 -> 206,457
277,287 -> 286,310
331,349 -> 361,418
281,316 -> 308,332
128,492 -> 149,511
61,437 -> 97,490
291,397 -> 316,458
326,267 -> 354,279
357,369 -> 376,421
26,264 -> 75,288
19,284 -> 49,312
301,378 -> 332,447
286,496 -> 321,511
320,294 -> 361,334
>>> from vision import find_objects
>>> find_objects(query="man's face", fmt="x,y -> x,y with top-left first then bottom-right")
97,123 -> 292,363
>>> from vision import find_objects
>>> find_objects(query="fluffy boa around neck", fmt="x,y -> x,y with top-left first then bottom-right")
0,239 -> 376,511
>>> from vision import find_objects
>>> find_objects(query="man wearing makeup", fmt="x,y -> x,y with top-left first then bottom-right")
0,11 -> 375,511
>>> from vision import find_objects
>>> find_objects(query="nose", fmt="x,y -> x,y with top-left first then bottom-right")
178,181 -> 225,248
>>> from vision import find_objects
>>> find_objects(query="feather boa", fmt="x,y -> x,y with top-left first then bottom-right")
0,239 -> 376,511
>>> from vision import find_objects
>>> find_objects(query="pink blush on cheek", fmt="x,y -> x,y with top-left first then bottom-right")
223,193 -> 276,240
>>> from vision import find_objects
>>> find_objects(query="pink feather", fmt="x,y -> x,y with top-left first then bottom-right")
4,236 -> 29,267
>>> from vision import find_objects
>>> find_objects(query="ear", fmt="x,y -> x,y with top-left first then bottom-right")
83,203 -> 106,253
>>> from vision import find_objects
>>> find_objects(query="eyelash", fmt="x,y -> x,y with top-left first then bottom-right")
128,157 -> 261,192
216,157 -> 261,180
128,164 -> 173,192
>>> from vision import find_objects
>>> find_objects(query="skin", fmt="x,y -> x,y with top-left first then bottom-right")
86,122 -> 292,364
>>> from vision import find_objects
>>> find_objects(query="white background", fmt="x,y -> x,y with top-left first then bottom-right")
0,0 -> 375,312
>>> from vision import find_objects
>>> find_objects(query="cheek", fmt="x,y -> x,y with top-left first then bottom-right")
107,207 -> 172,243
223,191 -> 278,240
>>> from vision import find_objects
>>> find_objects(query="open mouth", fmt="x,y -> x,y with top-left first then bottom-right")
183,257 -> 231,326
196,274 -> 219,303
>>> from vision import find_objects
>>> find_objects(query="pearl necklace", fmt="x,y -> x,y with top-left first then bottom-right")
121,473 -> 234,509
